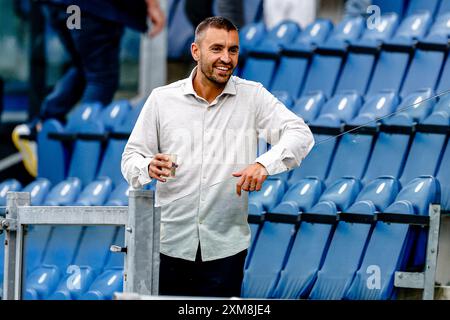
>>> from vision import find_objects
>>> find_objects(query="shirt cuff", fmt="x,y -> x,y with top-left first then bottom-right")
137,157 -> 153,186
255,147 -> 288,176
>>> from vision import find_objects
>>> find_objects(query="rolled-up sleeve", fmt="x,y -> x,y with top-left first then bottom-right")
254,84 -> 314,175
121,92 -> 160,189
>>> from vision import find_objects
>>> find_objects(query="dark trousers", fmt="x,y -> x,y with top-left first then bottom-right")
159,246 -> 247,297
39,4 -> 124,123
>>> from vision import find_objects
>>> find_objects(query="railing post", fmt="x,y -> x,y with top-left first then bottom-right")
423,204 -> 441,300
124,190 -> 161,295
3,192 -> 30,300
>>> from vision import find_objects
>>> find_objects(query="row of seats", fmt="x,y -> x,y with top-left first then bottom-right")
243,175 -> 439,299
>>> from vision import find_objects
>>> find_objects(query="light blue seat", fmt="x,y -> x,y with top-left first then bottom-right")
352,13 -> 399,47
38,102 -> 102,185
239,22 -> 266,58
324,127 -> 375,187
436,0 -> 450,17
24,225 -> 84,300
73,177 -> 113,206
242,178 -> 324,298
287,133 -> 337,187
270,19 -> 333,99
0,179 -> 22,206
248,178 -> 287,216
271,177 -> 362,298
383,88 -> 435,126
48,225 -> 117,300
241,20 -> 301,88
405,0 -> 441,18
80,227 -> 125,300
344,176 -> 440,299
388,11 -> 432,45
310,90 -> 362,127
43,177 -> 82,206
308,177 -> 400,299
105,181 -> 131,206
421,13 -> 450,44
290,91 -> 326,123
348,90 -> 399,126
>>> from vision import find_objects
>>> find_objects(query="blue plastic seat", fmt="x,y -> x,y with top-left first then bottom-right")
105,181 -> 131,206
38,103 -> 102,184
287,133 -> 337,187
22,178 -> 52,205
290,91 -> 326,123
80,227 -> 125,300
248,179 -> 287,216
0,179 -> 22,206
344,176 -> 440,299
239,22 -> 266,58
388,11 -> 432,45
436,0 -> 450,17
24,225 -> 84,299
308,177 -> 400,299
421,13 -> 450,43
310,90 -> 362,127
43,177 -> 82,206
48,225 -> 118,300
270,19 -> 333,99
405,0 -> 441,18
241,20 -> 301,88
271,177 -> 362,298
398,110 -> 448,187
242,178 -> 324,298
353,13 -> 399,47
73,177 -> 113,206
383,88 -> 435,126
348,90 -> 399,126
323,129 -> 375,187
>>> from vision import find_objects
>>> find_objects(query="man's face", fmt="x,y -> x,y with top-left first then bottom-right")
192,27 -> 239,86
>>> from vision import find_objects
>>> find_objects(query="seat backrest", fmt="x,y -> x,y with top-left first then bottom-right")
0,179 -> 22,206
394,175 -> 440,214
67,120 -> 105,186
310,90 -> 362,127
405,0 -> 440,18
383,88 -> 435,126
424,13 -> 450,42
263,20 -> 301,47
291,91 -> 326,123
99,100 -> 131,132
437,1 -> 450,17
22,178 -> 52,206
43,177 -> 82,206
239,22 -> 266,56
400,49 -> 445,98
65,102 -> 102,133
359,13 -> 399,43
352,176 -> 400,211
317,177 -> 362,212
391,11 -> 432,42
248,179 -> 287,215
276,177 -> 325,213
349,90 -> 399,125
324,16 -> 364,46
325,133 -> 374,186
295,19 -> 333,46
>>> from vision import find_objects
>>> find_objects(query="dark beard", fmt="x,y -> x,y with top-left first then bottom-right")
200,61 -> 233,86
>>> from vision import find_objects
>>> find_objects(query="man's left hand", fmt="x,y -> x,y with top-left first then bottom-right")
232,163 -> 269,196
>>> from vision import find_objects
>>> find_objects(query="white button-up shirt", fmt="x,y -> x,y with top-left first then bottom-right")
121,68 -> 314,261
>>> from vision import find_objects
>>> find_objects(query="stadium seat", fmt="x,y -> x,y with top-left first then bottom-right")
310,90 -> 362,127
242,178 -> 324,298
389,11 -> 432,44
372,0 -> 408,19
241,20 -> 301,88
287,133 -> 337,187
21,178 -> 52,206
271,177 -> 362,298
48,226 -> 117,300
353,13 -> 399,47
239,22 -> 266,58
105,182 -> 131,206
81,226 -> 125,300
436,0 -> 450,17
421,12 -> 450,44
344,176 -> 440,299
348,90 -> 399,126
24,225 -> 84,299
290,91 -> 326,123
0,178 -> 22,206
38,102 -> 102,184
270,19 -> 333,99
308,177 -> 400,299
405,0 -> 441,18
248,179 -> 287,216
383,88 -> 435,126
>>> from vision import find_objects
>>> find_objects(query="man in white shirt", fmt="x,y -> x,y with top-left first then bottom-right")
121,16 -> 314,297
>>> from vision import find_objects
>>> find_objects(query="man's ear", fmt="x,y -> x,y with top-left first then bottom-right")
191,42 -> 200,62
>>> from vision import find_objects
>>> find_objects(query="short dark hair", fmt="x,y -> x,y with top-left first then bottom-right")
194,16 -> 238,43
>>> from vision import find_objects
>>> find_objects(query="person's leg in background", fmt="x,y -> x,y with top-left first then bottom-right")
263,0 -> 318,29
216,0 -> 244,28
159,252 -> 198,297
12,3 -> 86,177
184,0 -> 213,30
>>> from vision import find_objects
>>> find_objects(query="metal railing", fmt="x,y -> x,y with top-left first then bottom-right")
1,190 -> 160,300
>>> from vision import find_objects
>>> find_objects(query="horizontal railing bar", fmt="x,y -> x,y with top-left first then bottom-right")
17,206 -> 128,225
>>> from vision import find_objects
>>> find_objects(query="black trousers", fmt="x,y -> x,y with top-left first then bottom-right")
159,246 -> 247,297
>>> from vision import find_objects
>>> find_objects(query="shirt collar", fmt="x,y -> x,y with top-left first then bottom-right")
183,66 -> 237,97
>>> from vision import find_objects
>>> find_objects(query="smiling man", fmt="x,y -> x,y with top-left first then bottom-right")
121,17 -> 314,298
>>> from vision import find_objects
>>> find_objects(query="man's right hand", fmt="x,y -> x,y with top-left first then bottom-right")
148,153 -> 175,182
